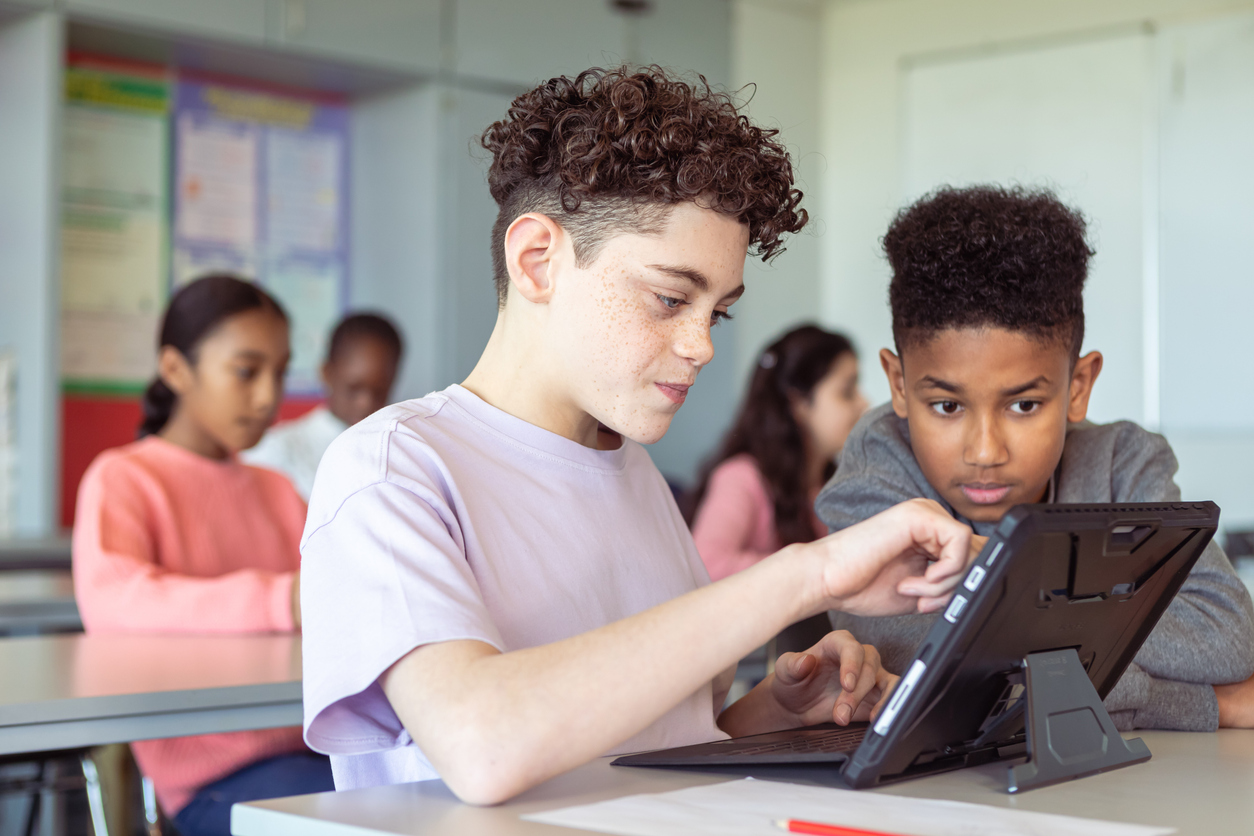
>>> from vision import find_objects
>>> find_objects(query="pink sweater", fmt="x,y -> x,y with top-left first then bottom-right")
691,454 -> 827,581
72,436 -> 308,815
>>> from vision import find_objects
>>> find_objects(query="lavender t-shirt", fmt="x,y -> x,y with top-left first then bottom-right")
300,385 -> 727,790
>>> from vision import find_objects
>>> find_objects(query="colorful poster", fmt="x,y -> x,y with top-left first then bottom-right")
266,128 -> 342,254
173,80 -> 349,394
60,63 -> 170,390
176,115 -> 258,249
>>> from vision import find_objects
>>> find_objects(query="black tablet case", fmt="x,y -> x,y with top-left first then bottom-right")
617,502 -> 1220,793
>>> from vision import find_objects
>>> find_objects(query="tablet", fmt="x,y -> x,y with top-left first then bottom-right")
615,502 -> 1220,792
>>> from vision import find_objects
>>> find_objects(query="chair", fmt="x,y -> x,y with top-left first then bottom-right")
140,775 -> 167,836
0,748 -> 109,836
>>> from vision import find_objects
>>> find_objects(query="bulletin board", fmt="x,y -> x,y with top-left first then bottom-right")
172,77 -> 350,394
60,57 -> 170,392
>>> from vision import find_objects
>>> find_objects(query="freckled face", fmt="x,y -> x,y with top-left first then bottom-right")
889,328 -> 1074,523
548,202 -> 749,444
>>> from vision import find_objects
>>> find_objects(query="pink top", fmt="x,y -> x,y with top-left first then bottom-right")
72,436 -> 309,815
692,454 -> 827,581
301,385 -> 725,792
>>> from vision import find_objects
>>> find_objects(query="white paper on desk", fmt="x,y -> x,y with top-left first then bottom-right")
523,778 -> 1175,836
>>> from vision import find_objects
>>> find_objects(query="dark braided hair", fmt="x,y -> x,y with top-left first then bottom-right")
139,274 -> 287,438
685,325 -> 855,547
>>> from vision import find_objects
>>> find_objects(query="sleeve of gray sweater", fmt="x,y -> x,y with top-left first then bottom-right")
1063,420 -> 1254,730
814,403 -> 1254,732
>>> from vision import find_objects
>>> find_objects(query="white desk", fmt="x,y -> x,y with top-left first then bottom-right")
0,633 -> 302,756
0,536 -> 72,572
0,539 -> 80,635
233,730 -> 1254,836
0,569 -> 81,635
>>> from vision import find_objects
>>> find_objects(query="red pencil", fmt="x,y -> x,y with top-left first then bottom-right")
775,818 -> 910,836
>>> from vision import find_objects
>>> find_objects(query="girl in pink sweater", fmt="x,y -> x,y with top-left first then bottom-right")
72,275 -> 333,836
686,326 -> 868,648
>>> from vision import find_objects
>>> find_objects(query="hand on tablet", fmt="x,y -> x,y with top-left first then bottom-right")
770,630 -> 899,727
808,498 -> 975,617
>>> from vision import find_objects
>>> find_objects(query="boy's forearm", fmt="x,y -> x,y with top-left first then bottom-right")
1135,542 -> 1254,684
385,547 -> 816,804
1106,663 -> 1221,732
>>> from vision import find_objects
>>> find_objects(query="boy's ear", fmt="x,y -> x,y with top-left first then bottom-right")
158,345 -> 195,396
1066,350 -> 1104,423
880,348 -> 909,418
504,213 -> 565,305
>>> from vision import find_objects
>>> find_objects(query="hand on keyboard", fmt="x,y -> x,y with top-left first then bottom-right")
770,630 -> 899,727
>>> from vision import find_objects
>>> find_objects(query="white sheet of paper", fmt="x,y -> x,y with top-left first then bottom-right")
523,778 -> 1175,836
61,104 -> 168,384
266,128 -> 341,255
61,310 -> 159,385
171,247 -> 259,289
61,104 -> 167,317
177,113 -> 258,249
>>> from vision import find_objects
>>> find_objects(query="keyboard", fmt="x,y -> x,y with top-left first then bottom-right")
612,722 -> 870,767
712,724 -> 868,756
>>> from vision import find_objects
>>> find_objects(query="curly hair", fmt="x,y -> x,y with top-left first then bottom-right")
480,66 -> 807,307
884,185 -> 1094,357
327,312 -> 403,364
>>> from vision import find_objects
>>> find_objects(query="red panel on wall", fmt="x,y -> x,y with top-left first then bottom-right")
60,394 -> 322,528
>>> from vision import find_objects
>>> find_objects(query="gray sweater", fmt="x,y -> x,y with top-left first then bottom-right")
815,403 -> 1254,732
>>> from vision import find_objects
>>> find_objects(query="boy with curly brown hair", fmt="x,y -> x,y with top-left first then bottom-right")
816,184 -> 1254,732
298,67 -> 981,804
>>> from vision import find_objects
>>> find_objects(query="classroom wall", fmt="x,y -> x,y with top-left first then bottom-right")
349,82 -> 442,401
0,10 -> 61,537
816,0 -> 1254,533
646,0 -> 828,486
729,0 -> 823,386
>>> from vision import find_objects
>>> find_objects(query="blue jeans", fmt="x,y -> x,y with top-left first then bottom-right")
172,752 -> 335,836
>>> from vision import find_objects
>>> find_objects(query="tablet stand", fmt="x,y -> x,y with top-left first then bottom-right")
1007,647 -> 1151,793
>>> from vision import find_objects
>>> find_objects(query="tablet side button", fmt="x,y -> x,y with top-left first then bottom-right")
944,595 -> 968,624
985,541 -> 1005,567
963,565 -> 986,592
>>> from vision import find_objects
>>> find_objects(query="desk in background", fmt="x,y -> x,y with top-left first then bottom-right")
233,730 -> 1254,836
0,633 -> 302,757
0,536 -> 72,573
0,536 -> 80,636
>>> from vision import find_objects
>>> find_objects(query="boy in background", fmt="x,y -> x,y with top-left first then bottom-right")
245,312 -> 403,499
816,185 -> 1254,731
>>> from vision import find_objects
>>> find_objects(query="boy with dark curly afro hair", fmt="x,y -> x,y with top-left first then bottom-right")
816,184 -> 1254,733
299,67 -> 980,804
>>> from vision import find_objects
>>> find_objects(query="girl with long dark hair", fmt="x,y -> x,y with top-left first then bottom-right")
687,324 -> 868,580
72,274 -> 334,836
